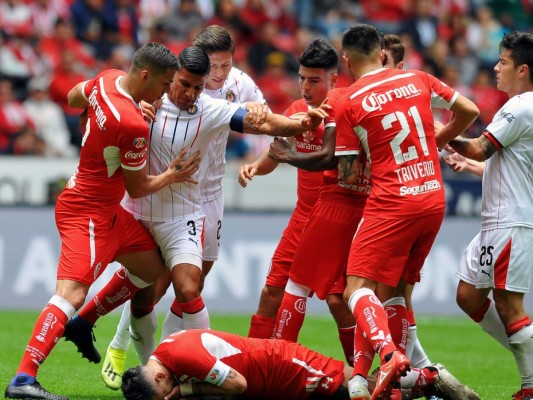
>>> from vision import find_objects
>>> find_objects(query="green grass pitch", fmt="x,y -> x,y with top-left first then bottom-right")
0,310 -> 519,399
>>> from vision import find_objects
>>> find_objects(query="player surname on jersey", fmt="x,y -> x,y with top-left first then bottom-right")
394,160 -> 436,183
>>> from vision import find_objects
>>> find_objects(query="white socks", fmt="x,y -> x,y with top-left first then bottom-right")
109,303 -> 132,351
129,310 -> 157,365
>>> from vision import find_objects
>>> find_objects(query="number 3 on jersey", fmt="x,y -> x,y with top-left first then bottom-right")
384,105 -> 429,165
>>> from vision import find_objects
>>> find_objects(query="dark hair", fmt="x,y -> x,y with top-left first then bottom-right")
122,366 -> 156,400
500,31 -> 533,83
383,34 -> 405,65
178,46 -> 211,76
298,39 -> 338,71
132,42 -> 179,75
192,25 -> 235,55
341,24 -> 382,58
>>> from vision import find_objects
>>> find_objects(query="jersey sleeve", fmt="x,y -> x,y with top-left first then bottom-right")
484,96 -> 526,149
324,88 -> 344,128
240,71 -> 267,104
423,72 -> 459,110
334,99 -> 360,156
118,119 -> 149,170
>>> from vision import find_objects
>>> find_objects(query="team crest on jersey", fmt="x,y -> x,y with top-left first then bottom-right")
186,104 -> 198,115
225,90 -> 236,103
133,137 -> 146,149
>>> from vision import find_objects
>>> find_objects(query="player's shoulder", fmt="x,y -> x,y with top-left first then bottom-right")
228,67 -> 256,86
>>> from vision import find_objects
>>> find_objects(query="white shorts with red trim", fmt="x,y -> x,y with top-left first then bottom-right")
456,227 -> 533,293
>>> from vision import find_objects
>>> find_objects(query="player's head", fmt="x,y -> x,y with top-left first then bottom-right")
341,24 -> 385,77
122,365 -> 175,400
130,42 -> 180,104
383,34 -> 404,70
297,38 -> 338,107
192,25 -> 235,90
168,46 -> 211,110
496,31 -> 533,93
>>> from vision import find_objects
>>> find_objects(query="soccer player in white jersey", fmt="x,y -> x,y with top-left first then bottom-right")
82,45 -> 328,389
100,26 -> 270,390
437,31 -> 533,400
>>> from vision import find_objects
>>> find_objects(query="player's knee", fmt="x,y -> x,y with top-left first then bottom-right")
456,280 -> 483,313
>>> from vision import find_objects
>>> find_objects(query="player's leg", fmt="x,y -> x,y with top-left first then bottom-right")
456,231 -> 510,349
249,217 -> 305,338
327,286 -> 356,366
6,210 -> 117,400
490,227 -> 533,398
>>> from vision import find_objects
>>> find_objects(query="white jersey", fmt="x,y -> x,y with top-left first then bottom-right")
201,67 -> 266,202
482,91 -> 533,230
123,93 -> 243,221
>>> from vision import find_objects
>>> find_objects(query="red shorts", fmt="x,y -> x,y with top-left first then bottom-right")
266,217 -> 308,288
290,192 -> 366,300
55,203 -> 157,284
347,212 -> 444,287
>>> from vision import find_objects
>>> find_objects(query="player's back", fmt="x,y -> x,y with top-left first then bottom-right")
340,68 -> 455,218
60,70 -> 148,216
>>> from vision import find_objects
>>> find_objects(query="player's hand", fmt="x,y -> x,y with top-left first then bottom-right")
246,102 -> 269,128
441,152 -> 469,172
140,100 -> 158,123
168,148 -> 201,184
301,100 -> 331,131
268,137 -> 292,163
163,384 -> 182,400
238,163 -> 258,188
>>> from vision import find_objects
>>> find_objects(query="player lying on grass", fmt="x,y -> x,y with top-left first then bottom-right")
121,329 -> 476,400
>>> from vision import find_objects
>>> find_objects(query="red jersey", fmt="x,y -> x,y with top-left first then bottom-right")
323,87 -> 372,198
59,69 -> 149,217
153,330 -> 344,400
335,68 -> 457,218
285,99 -> 325,222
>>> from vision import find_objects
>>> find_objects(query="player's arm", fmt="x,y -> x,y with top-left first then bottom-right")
164,368 -> 247,399
447,134 -> 496,162
441,151 -> 485,176
123,148 -> 201,198
268,126 -> 337,171
240,104 -> 330,137
67,81 -> 90,109
238,147 -> 279,188
337,153 -> 360,185
434,94 -> 479,149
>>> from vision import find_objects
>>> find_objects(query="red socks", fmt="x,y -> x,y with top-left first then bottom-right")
338,326 -> 356,366
248,314 -> 276,338
273,293 -> 307,342
352,324 -> 375,377
179,296 -> 205,314
383,297 -> 410,354
79,267 -> 141,325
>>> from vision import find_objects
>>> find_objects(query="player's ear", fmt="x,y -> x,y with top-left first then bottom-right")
155,371 -> 167,382
140,69 -> 150,82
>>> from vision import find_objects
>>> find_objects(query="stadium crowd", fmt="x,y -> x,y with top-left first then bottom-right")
0,0 -> 529,160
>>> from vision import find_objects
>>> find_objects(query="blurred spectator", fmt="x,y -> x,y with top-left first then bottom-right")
487,0 -> 533,31
0,33 -> 45,98
30,0 -> 71,38
470,68 -> 508,127
401,0 -> 439,54
0,0 -> 32,37
154,0 -> 205,43
48,50 -> 88,148
360,0 -> 411,33
69,0 -> 119,60
305,0 -> 358,39
247,21 -> 299,77
225,133 -> 252,161
38,18 -> 97,74
422,37 -> 450,78
209,0 -> 252,46
254,51 -> 299,113
0,79 -> 44,155
466,5 -> 508,70
137,0 -> 178,42
447,35 -> 480,86
114,0 -> 139,50
23,77 -> 77,158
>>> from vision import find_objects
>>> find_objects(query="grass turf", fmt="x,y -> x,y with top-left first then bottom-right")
0,310 -> 519,399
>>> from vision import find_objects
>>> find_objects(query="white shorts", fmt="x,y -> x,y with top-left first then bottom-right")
202,195 -> 224,262
142,213 -> 205,270
456,227 -> 533,293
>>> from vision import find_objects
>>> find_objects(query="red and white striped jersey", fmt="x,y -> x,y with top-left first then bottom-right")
123,93 -> 243,221
201,67 -> 266,202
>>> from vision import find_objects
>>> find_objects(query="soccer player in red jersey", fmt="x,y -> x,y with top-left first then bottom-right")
334,25 -> 479,399
121,329 -> 352,400
241,39 -> 358,366
5,43 -> 201,400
